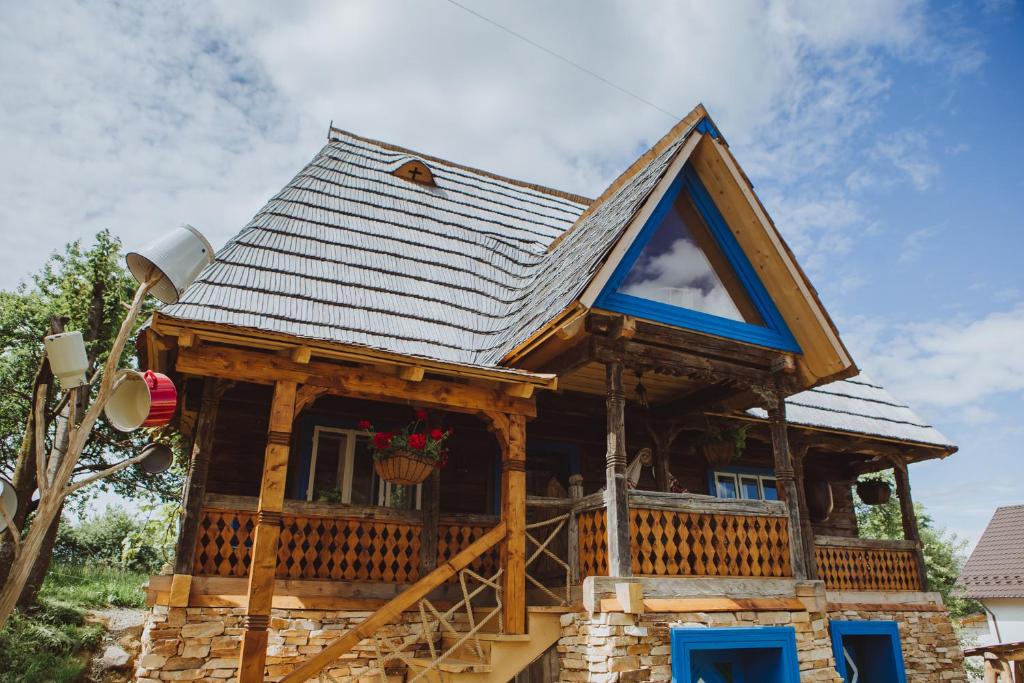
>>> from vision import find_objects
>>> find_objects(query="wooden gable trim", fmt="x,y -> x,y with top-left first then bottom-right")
392,159 -> 436,187
174,344 -> 537,417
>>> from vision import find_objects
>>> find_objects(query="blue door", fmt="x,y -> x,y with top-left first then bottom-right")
671,627 -> 800,683
691,651 -> 743,683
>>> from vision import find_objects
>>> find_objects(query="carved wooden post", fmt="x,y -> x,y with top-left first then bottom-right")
418,469 -> 441,578
171,378 -> 227,605
238,380 -> 297,683
567,474 -> 583,584
766,388 -> 809,580
892,458 -> 929,591
498,412 -> 527,634
604,361 -> 632,577
790,443 -> 818,580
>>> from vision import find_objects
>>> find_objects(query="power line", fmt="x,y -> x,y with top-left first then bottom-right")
441,0 -> 680,121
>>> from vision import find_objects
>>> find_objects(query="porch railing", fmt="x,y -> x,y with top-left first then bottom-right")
814,536 -> 923,591
576,490 -> 792,579
192,495 -> 498,582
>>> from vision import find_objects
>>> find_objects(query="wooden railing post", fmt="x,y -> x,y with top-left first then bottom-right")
604,360 -> 632,577
790,443 -> 817,580
891,458 -> 929,591
766,387 -> 809,581
238,380 -> 297,683
567,474 -> 583,584
500,412 -> 527,634
171,379 -> 228,606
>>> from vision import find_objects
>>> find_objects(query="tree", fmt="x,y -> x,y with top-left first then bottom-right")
855,472 -> 981,619
0,231 -> 183,617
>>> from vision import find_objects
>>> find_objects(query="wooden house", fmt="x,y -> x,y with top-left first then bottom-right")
135,105 -> 967,682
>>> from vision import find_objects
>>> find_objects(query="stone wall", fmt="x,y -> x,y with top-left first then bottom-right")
556,608 -> 967,683
828,608 -> 967,682
134,605 -> 421,682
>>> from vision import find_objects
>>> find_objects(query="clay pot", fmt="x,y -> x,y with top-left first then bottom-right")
805,479 -> 834,523
856,480 -> 892,505
374,450 -> 435,485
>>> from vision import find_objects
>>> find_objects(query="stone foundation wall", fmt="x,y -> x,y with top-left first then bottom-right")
556,609 -> 844,683
134,605 -> 422,682
556,608 -> 967,683
828,609 -> 967,682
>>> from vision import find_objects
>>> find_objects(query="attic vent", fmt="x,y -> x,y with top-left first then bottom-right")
391,158 -> 436,187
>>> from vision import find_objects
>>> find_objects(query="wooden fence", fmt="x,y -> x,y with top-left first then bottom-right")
815,536 -> 923,591
576,491 -> 792,579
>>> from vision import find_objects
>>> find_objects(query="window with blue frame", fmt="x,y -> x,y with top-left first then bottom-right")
671,626 -> 801,683
594,164 -> 799,352
709,467 -> 778,502
830,621 -> 907,683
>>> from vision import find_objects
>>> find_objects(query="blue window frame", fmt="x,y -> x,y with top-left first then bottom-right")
830,621 -> 906,683
707,466 -> 778,501
594,164 -> 800,352
671,626 -> 801,683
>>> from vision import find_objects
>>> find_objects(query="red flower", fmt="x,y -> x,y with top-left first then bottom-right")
373,432 -> 393,449
408,433 -> 427,450
358,420 -> 373,431
437,451 -> 450,469
429,428 -> 444,441
415,408 -> 429,421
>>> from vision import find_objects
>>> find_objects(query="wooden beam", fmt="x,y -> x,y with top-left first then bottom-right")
504,383 -> 534,399
592,337 -> 768,385
279,522 -> 507,683
177,330 -> 196,349
398,365 -> 425,382
604,360 -> 632,577
290,346 -> 312,364
173,378 -> 228,576
490,411 -> 527,634
766,385 -> 809,581
176,345 -> 536,417
238,380 -> 297,683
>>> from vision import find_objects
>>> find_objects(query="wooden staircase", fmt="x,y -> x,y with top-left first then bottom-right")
406,608 -> 565,683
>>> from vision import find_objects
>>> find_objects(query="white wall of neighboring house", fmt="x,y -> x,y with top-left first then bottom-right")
983,598 -> 1024,644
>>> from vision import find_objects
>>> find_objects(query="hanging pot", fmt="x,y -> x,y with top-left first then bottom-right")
138,443 -> 175,475
374,450 -> 435,485
0,478 -> 17,533
804,479 -> 834,523
856,479 -> 892,505
44,331 -> 90,389
104,370 -> 178,432
699,441 -> 736,468
126,224 -> 214,304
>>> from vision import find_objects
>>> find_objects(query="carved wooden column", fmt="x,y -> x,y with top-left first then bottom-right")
766,388 -> 809,580
604,361 -> 632,577
171,378 -> 228,605
501,413 -> 527,634
790,443 -> 818,580
238,380 -> 297,683
418,469 -> 441,578
891,457 -> 929,591
567,474 -> 584,584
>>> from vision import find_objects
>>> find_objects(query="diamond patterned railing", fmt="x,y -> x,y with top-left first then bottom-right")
815,541 -> 922,591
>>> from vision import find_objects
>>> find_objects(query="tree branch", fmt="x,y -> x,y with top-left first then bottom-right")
65,450 -> 150,496
33,384 -> 47,495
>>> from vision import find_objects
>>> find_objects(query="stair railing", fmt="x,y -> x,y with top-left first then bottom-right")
524,512 -> 572,606
280,522 -> 507,683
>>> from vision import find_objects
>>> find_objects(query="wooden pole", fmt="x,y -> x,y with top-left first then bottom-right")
418,468 -> 440,578
172,379 -> 227,596
567,474 -> 583,585
790,443 -> 817,580
766,389 -> 808,580
892,458 -> 929,592
237,380 -> 297,683
499,413 -> 527,634
604,361 -> 632,577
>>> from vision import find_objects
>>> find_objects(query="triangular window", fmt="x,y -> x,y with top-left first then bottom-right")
595,165 -> 799,351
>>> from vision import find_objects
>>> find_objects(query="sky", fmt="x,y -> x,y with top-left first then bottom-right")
0,0 -> 1021,548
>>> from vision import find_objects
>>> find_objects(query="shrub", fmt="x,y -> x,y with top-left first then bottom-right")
53,506 -> 163,572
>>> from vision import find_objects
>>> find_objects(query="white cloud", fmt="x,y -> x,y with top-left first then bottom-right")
0,0 -> 983,290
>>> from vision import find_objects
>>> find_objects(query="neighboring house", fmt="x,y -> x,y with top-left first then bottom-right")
134,104 -> 967,682
959,505 -> 1024,677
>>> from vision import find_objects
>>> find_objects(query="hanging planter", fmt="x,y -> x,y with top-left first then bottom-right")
362,409 -> 451,486
856,479 -> 892,505
697,424 -> 751,468
805,479 -> 834,523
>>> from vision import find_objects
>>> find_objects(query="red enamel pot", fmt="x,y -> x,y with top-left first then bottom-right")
105,370 -> 178,431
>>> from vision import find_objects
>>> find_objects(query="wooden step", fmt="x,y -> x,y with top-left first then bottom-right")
408,657 -> 493,674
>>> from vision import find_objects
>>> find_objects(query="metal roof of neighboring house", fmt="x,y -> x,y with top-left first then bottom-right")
747,373 -> 955,448
960,505 -> 1024,599
160,120 -> 953,451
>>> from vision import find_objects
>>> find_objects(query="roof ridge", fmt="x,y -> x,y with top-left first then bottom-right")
328,126 -> 593,206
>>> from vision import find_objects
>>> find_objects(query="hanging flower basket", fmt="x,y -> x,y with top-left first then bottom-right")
360,409 -> 451,486
856,479 -> 892,505
699,441 -> 737,468
374,450 -> 436,485
697,424 -> 751,468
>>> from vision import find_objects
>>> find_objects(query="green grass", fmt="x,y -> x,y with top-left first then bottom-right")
0,563 -> 147,683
